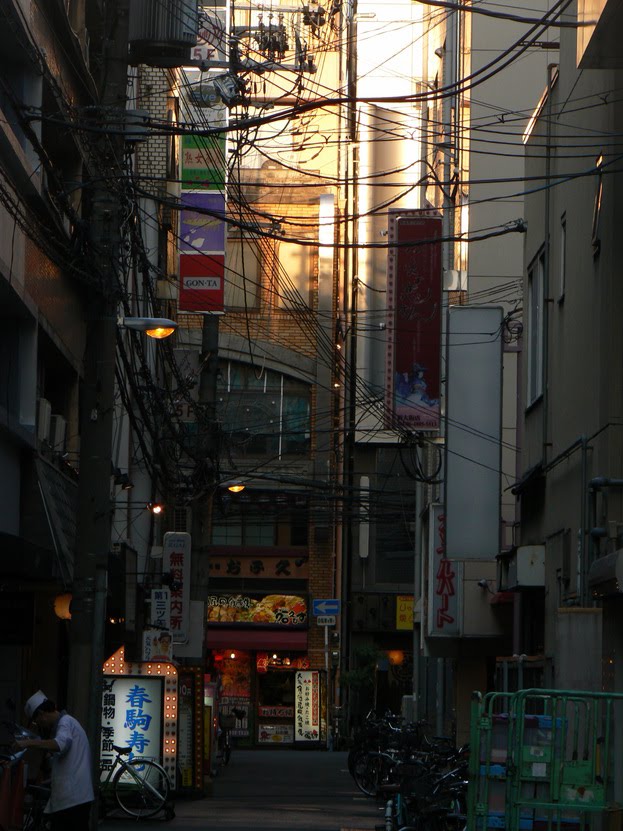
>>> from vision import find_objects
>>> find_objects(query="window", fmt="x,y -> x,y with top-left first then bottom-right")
217,361 -> 311,458
558,214 -> 566,301
527,250 -> 545,405
211,493 -> 309,547
224,238 -> 260,309
274,241 -> 313,309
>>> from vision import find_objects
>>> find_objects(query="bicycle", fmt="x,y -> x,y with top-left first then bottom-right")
99,744 -> 173,820
217,707 -> 246,767
21,783 -> 51,831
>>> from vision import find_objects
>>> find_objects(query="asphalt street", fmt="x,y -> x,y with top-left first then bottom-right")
99,749 -> 384,831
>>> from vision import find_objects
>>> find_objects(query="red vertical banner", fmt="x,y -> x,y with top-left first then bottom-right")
179,253 -> 225,313
385,210 -> 442,431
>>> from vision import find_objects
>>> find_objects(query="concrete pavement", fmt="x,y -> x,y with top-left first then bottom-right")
99,749 -> 384,831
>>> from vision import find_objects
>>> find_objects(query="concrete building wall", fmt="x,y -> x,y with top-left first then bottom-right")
521,5 -> 623,689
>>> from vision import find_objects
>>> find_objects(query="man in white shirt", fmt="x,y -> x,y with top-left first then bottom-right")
15,690 -> 95,830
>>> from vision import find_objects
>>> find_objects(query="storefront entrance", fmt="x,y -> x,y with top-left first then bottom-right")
256,668 -> 296,745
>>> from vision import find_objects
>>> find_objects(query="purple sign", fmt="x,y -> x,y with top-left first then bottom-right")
180,192 -> 226,253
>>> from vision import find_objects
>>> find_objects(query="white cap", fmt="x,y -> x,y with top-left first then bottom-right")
24,690 -> 47,721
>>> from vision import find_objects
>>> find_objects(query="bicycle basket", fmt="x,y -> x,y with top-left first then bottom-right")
221,713 -> 237,730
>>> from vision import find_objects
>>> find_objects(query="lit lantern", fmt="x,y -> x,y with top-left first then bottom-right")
387,650 -> 405,666
54,593 -> 73,620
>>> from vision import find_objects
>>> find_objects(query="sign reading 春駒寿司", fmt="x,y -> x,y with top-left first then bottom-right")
295,671 -> 320,743
100,676 -> 163,778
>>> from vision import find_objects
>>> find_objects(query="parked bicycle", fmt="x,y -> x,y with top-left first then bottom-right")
99,744 -> 173,820
217,707 -> 246,767
21,783 -> 51,831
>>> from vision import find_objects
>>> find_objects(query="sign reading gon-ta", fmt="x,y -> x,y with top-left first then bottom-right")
179,253 -> 224,313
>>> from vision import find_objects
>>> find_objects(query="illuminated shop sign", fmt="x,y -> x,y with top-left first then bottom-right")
258,724 -> 294,744
102,647 -> 178,788
206,594 -> 307,627
258,705 -> 295,718
295,671 -> 320,743
100,677 -> 163,775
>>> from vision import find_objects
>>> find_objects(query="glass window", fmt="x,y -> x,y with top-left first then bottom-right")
211,494 -> 309,547
217,362 -> 311,458
275,241 -> 313,308
224,239 -> 260,309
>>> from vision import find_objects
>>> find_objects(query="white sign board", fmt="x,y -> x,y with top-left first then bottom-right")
294,671 -> 321,743
100,676 -> 163,777
150,588 -> 170,629
316,615 -> 336,626
163,531 -> 191,643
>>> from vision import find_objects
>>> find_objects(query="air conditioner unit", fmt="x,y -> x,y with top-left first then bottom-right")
50,415 -> 67,452
37,398 -> 52,443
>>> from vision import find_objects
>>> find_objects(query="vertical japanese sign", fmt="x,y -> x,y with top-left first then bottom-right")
386,210 -> 442,431
181,134 -> 226,191
163,531 -> 191,643
428,504 -> 462,637
294,671 -> 320,743
100,677 -> 163,776
150,588 -> 171,630
396,595 -> 414,630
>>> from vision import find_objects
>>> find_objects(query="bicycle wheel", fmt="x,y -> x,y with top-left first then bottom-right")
223,741 -> 231,766
113,758 -> 170,819
353,752 -> 388,798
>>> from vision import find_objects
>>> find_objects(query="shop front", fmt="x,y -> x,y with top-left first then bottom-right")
205,593 -> 326,747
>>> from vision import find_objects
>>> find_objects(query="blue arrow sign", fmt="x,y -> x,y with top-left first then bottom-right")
312,598 -> 341,616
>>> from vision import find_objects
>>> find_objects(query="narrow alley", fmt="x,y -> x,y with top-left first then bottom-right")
100,750 -> 383,831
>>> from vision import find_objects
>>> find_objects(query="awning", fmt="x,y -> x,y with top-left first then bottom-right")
206,628 -> 308,651
510,462 -> 544,495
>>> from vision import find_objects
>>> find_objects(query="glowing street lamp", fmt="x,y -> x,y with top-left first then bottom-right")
117,316 -> 178,339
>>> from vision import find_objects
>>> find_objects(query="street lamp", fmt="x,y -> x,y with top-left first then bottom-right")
117,316 -> 178,339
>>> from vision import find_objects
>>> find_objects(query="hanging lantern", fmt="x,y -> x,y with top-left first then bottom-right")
54,593 -> 73,620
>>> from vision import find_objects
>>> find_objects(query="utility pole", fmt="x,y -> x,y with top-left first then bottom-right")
67,1 -> 130,818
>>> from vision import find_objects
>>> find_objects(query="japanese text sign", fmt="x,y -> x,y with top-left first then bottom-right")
100,677 -> 163,776
295,671 -> 320,743
163,531 -> 191,643
428,504 -> 462,636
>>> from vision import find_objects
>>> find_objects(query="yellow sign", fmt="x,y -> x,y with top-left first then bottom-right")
396,595 -> 414,630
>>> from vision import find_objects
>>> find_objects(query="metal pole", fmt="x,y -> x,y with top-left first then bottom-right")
67,5 -> 130,826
